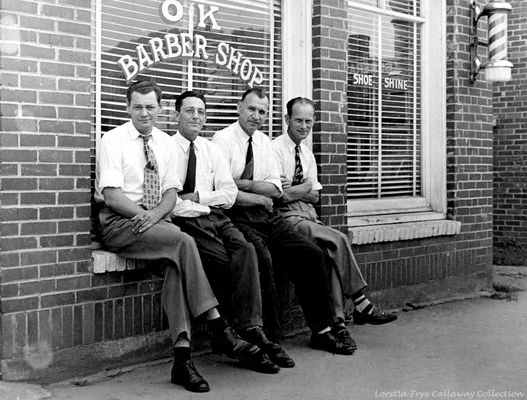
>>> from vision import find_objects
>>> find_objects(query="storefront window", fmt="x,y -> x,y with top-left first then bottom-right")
346,0 -> 445,221
347,0 -> 421,199
93,0 -> 282,141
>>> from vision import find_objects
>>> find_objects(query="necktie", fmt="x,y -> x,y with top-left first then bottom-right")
240,136 -> 254,180
292,145 -> 303,186
140,134 -> 161,209
181,141 -> 196,194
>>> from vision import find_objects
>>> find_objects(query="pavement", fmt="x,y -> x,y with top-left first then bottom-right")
2,265 -> 527,400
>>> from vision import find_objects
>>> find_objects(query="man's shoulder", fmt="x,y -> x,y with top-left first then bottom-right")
214,122 -> 236,139
100,122 -> 128,144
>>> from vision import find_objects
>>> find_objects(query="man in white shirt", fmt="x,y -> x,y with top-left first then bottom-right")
213,87 -> 355,355
272,97 -> 398,350
170,90 -> 294,371
96,81 -> 274,393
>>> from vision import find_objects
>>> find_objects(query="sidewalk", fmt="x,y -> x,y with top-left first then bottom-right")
3,266 -> 527,400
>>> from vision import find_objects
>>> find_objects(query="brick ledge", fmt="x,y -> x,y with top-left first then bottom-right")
349,220 -> 461,245
91,249 -> 147,273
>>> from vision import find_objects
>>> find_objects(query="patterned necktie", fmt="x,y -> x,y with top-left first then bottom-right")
181,141 -> 196,195
292,144 -> 303,186
240,136 -> 254,180
140,134 -> 161,209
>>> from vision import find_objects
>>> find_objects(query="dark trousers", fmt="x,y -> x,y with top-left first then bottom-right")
172,208 -> 263,331
228,206 -> 336,335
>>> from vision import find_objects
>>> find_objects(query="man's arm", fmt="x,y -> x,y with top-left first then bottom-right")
279,177 -> 320,205
103,187 -> 178,233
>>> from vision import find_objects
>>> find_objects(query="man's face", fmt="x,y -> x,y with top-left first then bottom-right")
175,96 -> 206,142
237,93 -> 269,136
286,102 -> 315,145
126,90 -> 161,135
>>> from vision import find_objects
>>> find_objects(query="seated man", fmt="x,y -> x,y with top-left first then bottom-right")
170,90 -> 294,370
272,97 -> 398,348
213,87 -> 354,355
96,80 -> 276,393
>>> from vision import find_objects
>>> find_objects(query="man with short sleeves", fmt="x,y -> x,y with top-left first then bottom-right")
96,81 -> 276,393
170,90 -> 294,370
212,87 -> 355,355
272,97 -> 398,349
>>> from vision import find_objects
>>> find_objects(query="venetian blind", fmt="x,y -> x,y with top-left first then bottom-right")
92,0 -> 282,140
346,0 -> 422,199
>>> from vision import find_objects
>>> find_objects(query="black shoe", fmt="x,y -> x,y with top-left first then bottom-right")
331,326 -> 357,352
241,326 -> 295,368
171,359 -> 210,393
353,308 -> 398,325
309,331 -> 355,355
211,326 -> 280,374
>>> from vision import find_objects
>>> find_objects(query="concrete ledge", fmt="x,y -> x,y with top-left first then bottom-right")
91,249 -> 147,273
349,219 -> 461,245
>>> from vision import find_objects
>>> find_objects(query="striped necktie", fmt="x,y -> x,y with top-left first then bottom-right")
140,134 -> 161,209
240,136 -> 254,180
292,145 -> 303,186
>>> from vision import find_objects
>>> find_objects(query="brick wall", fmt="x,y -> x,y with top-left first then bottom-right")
493,0 -> 527,265
0,0 -> 168,381
311,0 -> 493,303
312,0 -> 349,232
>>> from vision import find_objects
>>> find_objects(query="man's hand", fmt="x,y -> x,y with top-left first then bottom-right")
131,209 -> 163,234
280,174 -> 292,190
258,194 -> 274,213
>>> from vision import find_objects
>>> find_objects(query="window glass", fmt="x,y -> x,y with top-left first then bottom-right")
346,0 -> 422,199
93,0 -> 282,139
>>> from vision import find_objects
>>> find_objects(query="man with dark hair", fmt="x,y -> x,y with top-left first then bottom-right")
272,97 -> 398,349
170,90 -> 294,371
212,87 -> 355,356
95,81 -> 277,393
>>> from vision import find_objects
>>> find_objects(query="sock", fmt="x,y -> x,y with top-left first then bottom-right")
207,317 -> 228,335
351,293 -> 373,315
317,326 -> 331,335
173,346 -> 190,363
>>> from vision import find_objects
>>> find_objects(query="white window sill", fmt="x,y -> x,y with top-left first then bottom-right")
347,212 -> 461,245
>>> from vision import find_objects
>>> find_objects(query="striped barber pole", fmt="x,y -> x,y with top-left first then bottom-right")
488,9 -> 508,62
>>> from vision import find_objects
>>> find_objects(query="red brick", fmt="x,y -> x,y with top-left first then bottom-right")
20,250 -> 57,266
2,296 -> 39,313
20,221 -> 57,235
21,164 -> 58,176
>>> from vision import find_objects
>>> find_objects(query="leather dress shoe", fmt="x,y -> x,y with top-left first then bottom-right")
353,308 -> 398,325
331,326 -> 357,352
171,359 -> 210,393
309,331 -> 355,355
211,326 -> 280,374
241,326 -> 295,368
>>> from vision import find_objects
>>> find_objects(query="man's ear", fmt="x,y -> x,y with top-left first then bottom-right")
284,114 -> 290,125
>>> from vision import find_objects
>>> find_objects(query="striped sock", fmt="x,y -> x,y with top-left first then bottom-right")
352,294 -> 373,315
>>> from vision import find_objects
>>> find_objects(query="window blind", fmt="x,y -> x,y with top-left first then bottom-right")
92,0 -> 282,140
346,0 -> 422,199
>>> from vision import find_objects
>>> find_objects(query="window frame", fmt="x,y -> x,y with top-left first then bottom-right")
346,0 -> 447,227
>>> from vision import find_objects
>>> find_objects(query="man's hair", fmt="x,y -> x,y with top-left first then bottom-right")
240,86 -> 268,102
286,97 -> 315,117
126,80 -> 162,104
175,90 -> 207,111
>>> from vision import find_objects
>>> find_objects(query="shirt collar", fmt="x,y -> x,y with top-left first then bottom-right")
282,132 -> 301,153
174,131 -> 199,153
233,121 -> 258,145
127,121 -> 156,142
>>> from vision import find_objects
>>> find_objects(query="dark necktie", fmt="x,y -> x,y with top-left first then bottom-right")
181,141 -> 196,194
240,136 -> 254,180
140,134 -> 161,209
292,145 -> 303,186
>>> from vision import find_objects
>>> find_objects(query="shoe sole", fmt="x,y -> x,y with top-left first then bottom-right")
354,315 -> 398,325
309,342 -> 355,356
212,349 -> 281,374
171,378 -> 210,393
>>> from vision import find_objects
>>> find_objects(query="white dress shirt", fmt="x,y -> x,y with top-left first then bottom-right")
212,121 -> 283,193
171,132 -> 238,217
272,133 -> 322,219
95,121 -> 181,205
